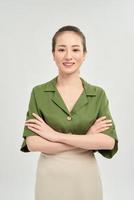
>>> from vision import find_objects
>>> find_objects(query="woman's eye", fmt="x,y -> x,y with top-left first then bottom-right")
57,48 -> 80,52
58,49 -> 65,52
73,49 -> 80,52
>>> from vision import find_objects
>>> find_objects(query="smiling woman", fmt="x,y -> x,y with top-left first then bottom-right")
52,26 -> 87,76
20,25 -> 118,200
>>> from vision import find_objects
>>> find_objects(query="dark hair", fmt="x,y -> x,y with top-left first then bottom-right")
52,25 -> 87,53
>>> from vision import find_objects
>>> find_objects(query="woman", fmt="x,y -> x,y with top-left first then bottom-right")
20,25 -> 118,200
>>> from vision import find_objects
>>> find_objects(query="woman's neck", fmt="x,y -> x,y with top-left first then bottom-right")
56,74 -> 82,88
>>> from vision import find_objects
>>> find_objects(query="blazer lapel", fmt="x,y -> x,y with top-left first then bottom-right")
43,76 -> 97,115
52,88 -> 70,115
70,91 -> 88,114
70,77 -> 97,114
43,76 -> 70,115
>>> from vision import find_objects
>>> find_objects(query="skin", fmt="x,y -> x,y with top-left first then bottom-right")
52,31 -> 86,77
25,31 -> 115,153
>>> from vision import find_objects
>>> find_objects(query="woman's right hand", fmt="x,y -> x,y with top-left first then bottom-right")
87,116 -> 113,135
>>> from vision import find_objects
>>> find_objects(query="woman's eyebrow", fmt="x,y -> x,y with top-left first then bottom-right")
72,45 -> 80,47
57,45 -> 66,47
57,45 -> 80,47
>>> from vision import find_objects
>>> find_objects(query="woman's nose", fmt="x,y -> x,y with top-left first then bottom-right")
64,50 -> 72,60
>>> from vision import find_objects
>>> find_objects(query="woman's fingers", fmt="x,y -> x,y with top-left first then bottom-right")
25,119 -> 42,126
95,122 -> 112,132
95,116 -> 107,123
96,122 -> 112,128
25,123 -> 41,130
32,113 -> 45,123
88,116 -> 113,134
95,119 -> 112,124
96,126 -> 111,133
95,116 -> 112,124
95,118 -> 113,132
25,113 -> 45,126
90,125 -> 111,135
27,126 -> 40,135
95,118 -> 112,126
100,119 -> 112,123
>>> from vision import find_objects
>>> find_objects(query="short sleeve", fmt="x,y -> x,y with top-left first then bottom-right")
95,89 -> 118,159
20,87 -> 40,153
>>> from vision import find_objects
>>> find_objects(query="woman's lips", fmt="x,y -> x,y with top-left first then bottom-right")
63,62 -> 75,66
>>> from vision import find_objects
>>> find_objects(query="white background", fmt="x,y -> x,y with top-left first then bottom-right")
0,0 -> 133,199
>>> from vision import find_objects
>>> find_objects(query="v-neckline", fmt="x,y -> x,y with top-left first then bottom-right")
54,76 -> 85,115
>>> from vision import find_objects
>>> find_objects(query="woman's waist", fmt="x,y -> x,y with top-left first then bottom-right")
40,148 -> 95,159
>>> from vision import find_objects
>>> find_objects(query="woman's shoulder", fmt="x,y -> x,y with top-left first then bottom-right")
85,81 -> 108,103
83,78 -> 106,96
31,77 -> 56,93
89,82 -> 105,91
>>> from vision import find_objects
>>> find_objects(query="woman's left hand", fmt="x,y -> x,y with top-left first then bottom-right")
25,113 -> 59,142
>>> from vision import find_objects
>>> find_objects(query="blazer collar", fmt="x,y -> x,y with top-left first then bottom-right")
42,76 -> 97,115
43,75 -> 97,96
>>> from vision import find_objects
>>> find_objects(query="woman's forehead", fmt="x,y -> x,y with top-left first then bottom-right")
55,32 -> 83,46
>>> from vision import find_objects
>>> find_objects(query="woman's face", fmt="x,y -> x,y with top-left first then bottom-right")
52,31 -> 86,75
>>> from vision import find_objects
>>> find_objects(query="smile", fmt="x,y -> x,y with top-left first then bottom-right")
63,62 -> 75,66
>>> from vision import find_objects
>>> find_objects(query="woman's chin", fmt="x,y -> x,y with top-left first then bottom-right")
60,68 -> 79,75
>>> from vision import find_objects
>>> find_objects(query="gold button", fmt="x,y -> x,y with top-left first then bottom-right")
67,116 -> 72,120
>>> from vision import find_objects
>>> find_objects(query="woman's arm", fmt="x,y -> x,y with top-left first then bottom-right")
54,116 -> 115,150
26,115 -> 114,153
26,135 -> 80,154
56,132 -> 115,150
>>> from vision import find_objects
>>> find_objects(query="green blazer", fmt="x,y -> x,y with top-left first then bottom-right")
20,75 -> 118,159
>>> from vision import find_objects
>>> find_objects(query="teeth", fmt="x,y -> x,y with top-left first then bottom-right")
63,63 -> 74,66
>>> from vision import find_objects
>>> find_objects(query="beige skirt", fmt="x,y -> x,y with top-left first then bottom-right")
34,149 -> 103,200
